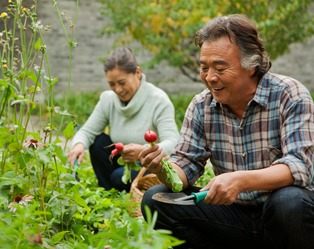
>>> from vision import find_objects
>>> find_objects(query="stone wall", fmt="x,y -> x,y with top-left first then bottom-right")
2,0 -> 314,95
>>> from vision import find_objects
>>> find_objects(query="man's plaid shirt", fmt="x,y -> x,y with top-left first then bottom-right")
169,72 -> 314,205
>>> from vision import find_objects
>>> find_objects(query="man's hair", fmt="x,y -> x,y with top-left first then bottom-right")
195,14 -> 271,78
104,47 -> 139,74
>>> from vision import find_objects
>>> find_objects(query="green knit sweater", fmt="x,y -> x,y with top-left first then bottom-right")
71,74 -> 179,155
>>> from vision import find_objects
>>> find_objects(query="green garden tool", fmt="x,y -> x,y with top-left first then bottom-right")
152,190 -> 209,205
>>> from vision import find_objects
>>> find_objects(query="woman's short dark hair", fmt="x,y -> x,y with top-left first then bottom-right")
104,47 -> 140,74
195,14 -> 271,78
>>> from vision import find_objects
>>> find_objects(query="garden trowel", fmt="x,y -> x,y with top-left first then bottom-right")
72,158 -> 80,182
152,190 -> 209,205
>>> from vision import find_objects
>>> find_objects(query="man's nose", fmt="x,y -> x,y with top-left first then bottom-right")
205,69 -> 218,83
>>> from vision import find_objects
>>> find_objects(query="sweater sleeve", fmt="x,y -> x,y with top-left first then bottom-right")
152,91 -> 180,156
71,91 -> 110,150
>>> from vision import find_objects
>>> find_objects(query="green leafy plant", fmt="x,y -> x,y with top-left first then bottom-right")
0,1 -> 184,248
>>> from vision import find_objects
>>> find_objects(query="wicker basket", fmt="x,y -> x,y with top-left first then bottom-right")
130,167 -> 162,217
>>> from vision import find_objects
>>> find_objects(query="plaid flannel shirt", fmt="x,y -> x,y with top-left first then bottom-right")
168,72 -> 314,205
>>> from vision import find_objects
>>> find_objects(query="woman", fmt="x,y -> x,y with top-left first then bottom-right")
68,47 -> 179,192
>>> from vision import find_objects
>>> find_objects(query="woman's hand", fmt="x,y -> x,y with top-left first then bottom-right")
138,144 -> 164,174
67,143 -> 85,166
120,143 -> 147,162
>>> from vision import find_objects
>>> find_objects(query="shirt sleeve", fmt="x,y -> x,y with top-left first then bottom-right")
168,97 -> 211,186
273,95 -> 314,188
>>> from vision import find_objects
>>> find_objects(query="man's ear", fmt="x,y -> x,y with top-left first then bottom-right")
249,67 -> 256,77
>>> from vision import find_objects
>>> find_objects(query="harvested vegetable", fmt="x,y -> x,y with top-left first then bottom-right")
115,142 -> 124,151
144,130 -> 183,192
111,148 -> 119,156
108,142 -> 141,184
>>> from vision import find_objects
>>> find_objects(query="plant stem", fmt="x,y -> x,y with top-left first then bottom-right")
32,148 -> 51,238
53,156 -> 63,230
21,55 -> 44,142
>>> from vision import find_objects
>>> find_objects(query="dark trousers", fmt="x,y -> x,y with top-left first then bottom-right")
89,133 -> 150,192
141,184 -> 314,249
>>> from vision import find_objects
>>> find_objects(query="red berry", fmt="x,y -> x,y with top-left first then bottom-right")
115,142 -> 124,151
144,130 -> 157,143
111,148 -> 119,156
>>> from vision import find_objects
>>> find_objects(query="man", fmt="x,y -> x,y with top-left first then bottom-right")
139,15 -> 314,249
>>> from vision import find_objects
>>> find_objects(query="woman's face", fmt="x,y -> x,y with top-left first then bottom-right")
106,67 -> 141,104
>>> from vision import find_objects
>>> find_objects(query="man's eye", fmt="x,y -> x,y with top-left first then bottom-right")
201,67 -> 208,71
216,68 -> 224,72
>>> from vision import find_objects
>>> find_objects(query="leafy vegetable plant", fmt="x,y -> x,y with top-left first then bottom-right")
144,130 -> 183,192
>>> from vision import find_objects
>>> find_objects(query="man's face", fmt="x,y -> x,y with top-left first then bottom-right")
199,36 -> 256,110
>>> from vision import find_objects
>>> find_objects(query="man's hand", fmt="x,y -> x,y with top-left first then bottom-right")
138,144 -> 164,174
200,164 -> 294,205
200,171 -> 244,205
120,143 -> 147,162
67,143 -> 85,166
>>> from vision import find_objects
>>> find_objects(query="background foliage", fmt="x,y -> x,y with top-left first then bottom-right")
99,0 -> 314,81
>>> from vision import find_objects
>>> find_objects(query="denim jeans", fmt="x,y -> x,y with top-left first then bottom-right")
141,184 -> 314,249
89,133 -> 150,191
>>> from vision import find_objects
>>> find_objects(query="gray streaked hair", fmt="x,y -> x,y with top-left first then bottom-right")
195,14 -> 271,78
104,47 -> 139,74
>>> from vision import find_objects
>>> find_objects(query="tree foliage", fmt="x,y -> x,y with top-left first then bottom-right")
99,0 -> 314,81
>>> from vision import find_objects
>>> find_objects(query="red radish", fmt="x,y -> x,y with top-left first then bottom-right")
115,142 -> 124,151
144,130 -> 157,143
111,148 -> 119,156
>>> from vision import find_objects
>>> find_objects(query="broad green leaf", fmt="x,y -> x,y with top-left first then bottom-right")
11,99 -> 36,109
73,192 -> 91,213
25,132 -> 41,141
59,109 -> 75,117
45,77 -> 58,87
18,70 -> 38,83
0,79 -> 8,87
161,158 -> 183,192
34,39 -> 41,50
37,149 -> 51,164
7,142 -> 19,152
3,171 -> 15,179
63,122 -> 74,139
0,79 -> 17,90
51,231 -> 70,244
52,144 -> 67,165
53,137 -> 63,145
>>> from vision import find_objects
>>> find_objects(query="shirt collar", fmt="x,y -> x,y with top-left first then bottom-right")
208,72 -> 272,109
252,72 -> 271,108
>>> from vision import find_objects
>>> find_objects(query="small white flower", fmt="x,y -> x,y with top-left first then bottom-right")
34,20 -> 43,30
